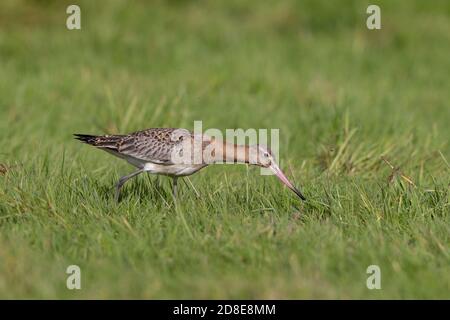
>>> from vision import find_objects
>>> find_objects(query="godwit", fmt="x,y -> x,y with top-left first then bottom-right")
74,128 -> 306,201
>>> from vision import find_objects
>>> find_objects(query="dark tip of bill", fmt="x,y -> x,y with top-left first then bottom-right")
294,188 -> 306,201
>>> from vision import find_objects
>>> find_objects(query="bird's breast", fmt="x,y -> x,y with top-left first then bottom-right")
143,162 -> 207,177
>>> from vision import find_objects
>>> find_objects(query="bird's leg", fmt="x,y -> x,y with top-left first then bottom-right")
155,175 -> 160,189
172,177 -> 178,199
115,169 -> 144,202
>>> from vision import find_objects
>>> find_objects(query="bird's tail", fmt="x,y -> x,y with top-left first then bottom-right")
73,133 -> 123,150
73,134 -> 98,145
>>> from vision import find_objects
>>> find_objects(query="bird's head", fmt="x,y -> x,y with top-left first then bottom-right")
249,144 -> 306,201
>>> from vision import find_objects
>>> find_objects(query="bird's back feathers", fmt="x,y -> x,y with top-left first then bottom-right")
74,128 -> 192,165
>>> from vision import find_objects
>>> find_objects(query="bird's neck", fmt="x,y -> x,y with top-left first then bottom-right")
203,140 -> 250,164
223,142 -> 250,164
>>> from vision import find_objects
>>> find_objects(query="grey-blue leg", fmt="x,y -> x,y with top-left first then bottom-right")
115,169 -> 144,202
172,177 -> 178,198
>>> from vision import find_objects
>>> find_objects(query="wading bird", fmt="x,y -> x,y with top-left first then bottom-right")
74,128 -> 306,201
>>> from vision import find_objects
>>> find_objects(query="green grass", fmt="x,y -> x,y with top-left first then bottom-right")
0,0 -> 449,299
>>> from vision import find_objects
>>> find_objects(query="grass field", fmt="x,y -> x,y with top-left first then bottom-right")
0,0 -> 449,299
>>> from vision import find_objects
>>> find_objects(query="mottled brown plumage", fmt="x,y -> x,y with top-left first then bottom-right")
75,128 -> 191,165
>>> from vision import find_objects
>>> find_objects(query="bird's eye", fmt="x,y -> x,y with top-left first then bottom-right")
264,152 -> 269,158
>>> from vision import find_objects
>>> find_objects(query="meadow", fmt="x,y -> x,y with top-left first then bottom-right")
0,0 -> 449,299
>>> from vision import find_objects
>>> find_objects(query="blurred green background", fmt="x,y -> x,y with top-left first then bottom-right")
0,0 -> 448,299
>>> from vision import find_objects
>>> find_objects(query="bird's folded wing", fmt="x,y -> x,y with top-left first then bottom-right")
115,128 -> 203,165
113,128 -> 192,165
81,128 -> 213,165
116,137 -> 175,164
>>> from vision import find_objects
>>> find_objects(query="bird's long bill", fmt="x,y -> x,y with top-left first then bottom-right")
269,163 -> 306,200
